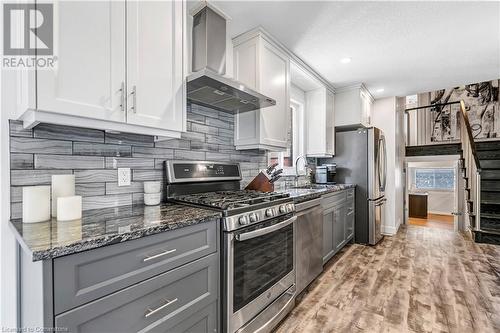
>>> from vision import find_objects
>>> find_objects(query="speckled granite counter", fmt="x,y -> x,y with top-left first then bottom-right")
10,204 -> 221,261
278,184 -> 356,204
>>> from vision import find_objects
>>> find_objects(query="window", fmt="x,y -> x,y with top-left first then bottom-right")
415,168 -> 455,190
268,99 -> 304,171
406,94 -> 418,106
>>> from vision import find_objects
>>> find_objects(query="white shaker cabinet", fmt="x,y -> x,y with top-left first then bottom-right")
306,87 -> 335,157
36,1 -> 126,123
334,84 -> 374,128
233,29 -> 290,151
126,0 -> 185,133
19,0 -> 186,138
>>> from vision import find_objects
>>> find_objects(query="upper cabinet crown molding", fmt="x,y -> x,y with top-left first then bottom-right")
233,27 -> 335,94
16,0 -> 186,139
335,83 -> 374,102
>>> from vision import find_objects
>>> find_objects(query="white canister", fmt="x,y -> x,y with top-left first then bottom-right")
51,175 -> 75,217
144,181 -> 161,194
144,192 -> 161,206
22,186 -> 51,223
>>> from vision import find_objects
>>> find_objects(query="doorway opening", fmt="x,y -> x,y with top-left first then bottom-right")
404,156 -> 463,231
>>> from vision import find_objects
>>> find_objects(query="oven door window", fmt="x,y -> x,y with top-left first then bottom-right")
233,222 -> 293,312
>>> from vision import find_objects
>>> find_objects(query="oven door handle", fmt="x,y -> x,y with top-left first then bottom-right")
235,216 -> 297,241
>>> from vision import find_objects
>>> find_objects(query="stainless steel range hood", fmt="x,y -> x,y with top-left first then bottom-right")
187,6 -> 276,113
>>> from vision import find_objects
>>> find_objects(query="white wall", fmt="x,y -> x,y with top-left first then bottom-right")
372,96 -> 405,235
1,70 -> 18,328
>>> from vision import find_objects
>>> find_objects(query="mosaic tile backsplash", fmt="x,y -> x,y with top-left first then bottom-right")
9,104 -> 268,218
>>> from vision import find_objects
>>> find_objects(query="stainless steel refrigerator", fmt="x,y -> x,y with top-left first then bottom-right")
324,127 -> 387,245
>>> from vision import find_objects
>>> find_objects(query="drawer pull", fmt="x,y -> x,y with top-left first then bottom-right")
144,298 -> 178,318
143,249 -> 177,262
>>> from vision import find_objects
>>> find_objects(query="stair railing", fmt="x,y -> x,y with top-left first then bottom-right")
458,100 -> 482,231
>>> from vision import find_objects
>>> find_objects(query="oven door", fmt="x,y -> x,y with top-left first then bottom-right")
224,215 -> 296,333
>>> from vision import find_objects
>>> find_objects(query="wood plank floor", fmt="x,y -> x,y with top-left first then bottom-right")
275,225 -> 500,333
409,214 -> 454,231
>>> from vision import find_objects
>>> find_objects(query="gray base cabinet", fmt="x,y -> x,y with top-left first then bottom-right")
19,221 -> 220,333
322,189 -> 355,264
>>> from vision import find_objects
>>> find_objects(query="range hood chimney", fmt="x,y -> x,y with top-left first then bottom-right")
187,6 -> 276,113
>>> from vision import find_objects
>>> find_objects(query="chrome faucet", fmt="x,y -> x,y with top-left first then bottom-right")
294,155 -> 309,187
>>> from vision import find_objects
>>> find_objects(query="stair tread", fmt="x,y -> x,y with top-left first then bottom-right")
481,213 -> 500,219
475,228 -> 500,235
481,200 -> 500,205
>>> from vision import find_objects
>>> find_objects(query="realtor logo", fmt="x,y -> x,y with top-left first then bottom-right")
2,3 -> 56,69
3,3 -> 53,55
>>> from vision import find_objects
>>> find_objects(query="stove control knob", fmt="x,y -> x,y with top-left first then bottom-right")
265,209 -> 274,217
249,212 -> 258,223
279,205 -> 287,214
239,216 -> 249,225
286,204 -> 294,213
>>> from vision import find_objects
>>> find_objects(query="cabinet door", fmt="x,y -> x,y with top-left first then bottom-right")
325,90 -> 335,155
345,209 -> 354,240
126,0 -> 185,132
333,205 -> 345,251
37,1 -> 125,122
322,208 -> 334,264
258,39 -> 290,148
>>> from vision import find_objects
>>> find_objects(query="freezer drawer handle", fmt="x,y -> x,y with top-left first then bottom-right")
144,298 -> 178,318
236,216 -> 297,241
143,249 -> 177,262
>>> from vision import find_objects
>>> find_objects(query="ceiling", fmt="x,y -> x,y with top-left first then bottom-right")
202,0 -> 500,99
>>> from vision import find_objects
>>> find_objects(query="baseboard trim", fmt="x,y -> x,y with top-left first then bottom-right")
382,225 -> 398,235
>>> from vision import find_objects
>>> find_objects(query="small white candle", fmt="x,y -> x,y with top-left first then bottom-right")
57,196 -> 82,222
22,186 -> 51,223
51,175 -> 75,217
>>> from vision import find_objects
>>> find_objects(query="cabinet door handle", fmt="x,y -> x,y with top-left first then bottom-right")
144,298 -> 178,318
119,82 -> 125,112
143,249 -> 177,262
130,85 -> 137,113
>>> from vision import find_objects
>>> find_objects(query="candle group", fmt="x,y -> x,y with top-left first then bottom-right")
22,175 -> 82,223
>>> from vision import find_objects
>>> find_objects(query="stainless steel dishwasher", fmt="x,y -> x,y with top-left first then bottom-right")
295,198 -> 323,294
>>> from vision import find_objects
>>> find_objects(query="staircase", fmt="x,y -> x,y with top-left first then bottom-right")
405,100 -> 500,245
472,141 -> 500,244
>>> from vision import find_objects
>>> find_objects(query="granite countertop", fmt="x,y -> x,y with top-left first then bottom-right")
10,203 -> 221,261
278,184 -> 356,204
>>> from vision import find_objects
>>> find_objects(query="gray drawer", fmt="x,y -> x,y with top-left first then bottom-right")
55,253 -> 218,333
321,191 -> 346,209
54,221 -> 217,314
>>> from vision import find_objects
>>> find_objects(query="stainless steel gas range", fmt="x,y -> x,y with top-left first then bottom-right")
165,160 -> 296,333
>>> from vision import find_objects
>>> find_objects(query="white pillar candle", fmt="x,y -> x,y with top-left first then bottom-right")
51,175 -> 75,217
57,196 -> 82,222
22,186 -> 51,223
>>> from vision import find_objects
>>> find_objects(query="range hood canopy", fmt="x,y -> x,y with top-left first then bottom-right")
187,6 -> 276,114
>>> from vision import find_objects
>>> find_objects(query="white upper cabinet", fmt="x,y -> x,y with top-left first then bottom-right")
306,87 -> 335,157
19,0 -> 186,138
37,1 -> 126,122
126,0 -> 185,133
334,84 -> 374,128
233,29 -> 290,151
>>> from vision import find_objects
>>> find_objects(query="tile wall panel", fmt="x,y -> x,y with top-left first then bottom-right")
8,104 -> 268,218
